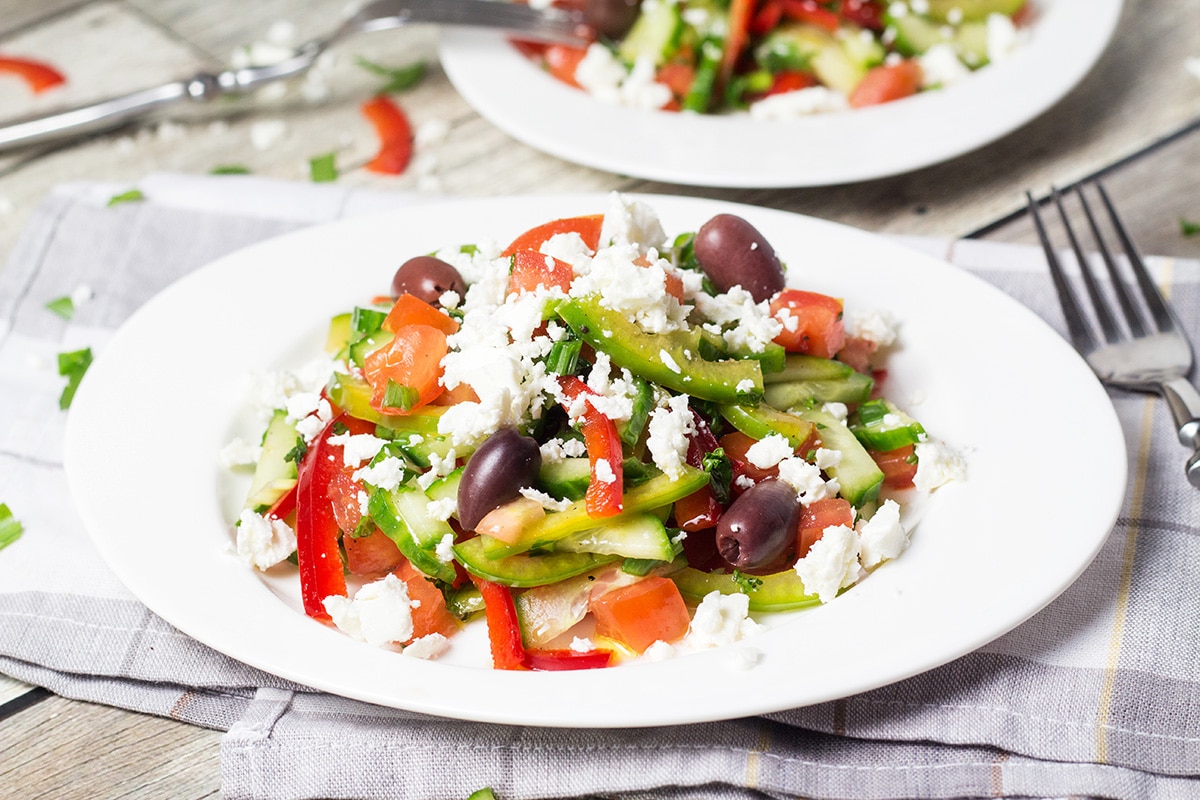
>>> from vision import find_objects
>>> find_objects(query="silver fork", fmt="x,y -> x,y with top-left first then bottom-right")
0,0 -> 589,154
1027,181 -> 1200,487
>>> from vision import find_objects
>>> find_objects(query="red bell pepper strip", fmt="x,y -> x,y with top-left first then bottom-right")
265,483 -> 297,521
781,0 -> 840,31
720,0 -> 757,86
0,56 -> 66,93
473,577 -> 528,670
361,95 -> 413,175
294,413 -> 374,621
557,375 -> 624,518
526,648 -> 614,671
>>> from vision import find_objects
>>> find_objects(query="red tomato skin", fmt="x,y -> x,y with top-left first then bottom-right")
543,44 -> 588,88
344,526 -> 405,578
501,214 -> 604,257
590,577 -> 691,653
871,444 -> 918,489
797,497 -> 854,559
848,61 -> 923,108
770,289 -> 846,359
508,249 -> 575,295
362,324 -> 447,415
719,430 -> 779,491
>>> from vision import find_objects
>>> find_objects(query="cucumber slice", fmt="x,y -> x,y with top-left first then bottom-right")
763,354 -> 864,384
923,0 -> 1025,22
885,12 -> 948,57
536,457 -> 656,501
555,513 -> 677,561
368,485 -> 457,583
763,372 -> 873,408
348,329 -> 394,368
326,312 -> 352,356
243,409 -> 300,511
795,408 -> 883,507
617,0 -> 684,66
672,567 -> 820,611
454,537 -> 617,588
850,400 -> 925,452
837,26 -> 886,70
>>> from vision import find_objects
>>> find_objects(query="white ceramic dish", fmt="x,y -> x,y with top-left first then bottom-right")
65,194 -> 1125,727
439,0 -> 1122,187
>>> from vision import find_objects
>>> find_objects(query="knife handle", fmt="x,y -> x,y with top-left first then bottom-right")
0,75 -> 216,153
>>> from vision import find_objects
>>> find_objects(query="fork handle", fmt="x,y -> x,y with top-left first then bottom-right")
1161,377 -> 1200,448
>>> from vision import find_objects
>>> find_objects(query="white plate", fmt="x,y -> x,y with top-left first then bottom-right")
65,194 -> 1125,727
439,0 -> 1122,187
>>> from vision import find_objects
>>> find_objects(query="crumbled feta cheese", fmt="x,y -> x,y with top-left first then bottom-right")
821,402 -> 849,423
847,308 -> 898,347
427,497 -> 457,522
594,458 -> 617,484
599,192 -> 667,254
909,0 -> 929,13
660,349 -> 682,373
417,449 -> 458,490
572,242 -> 686,334
813,447 -> 841,470
793,524 -> 861,603
749,86 -> 850,119
569,636 -> 595,653
323,574 -> 416,647
415,118 -> 450,147
220,437 -> 262,469
641,640 -> 676,661
687,591 -> 761,648
857,499 -> 909,569
435,533 -> 456,563
358,490 -> 370,516
290,396 -> 333,444
918,43 -> 971,88
913,440 -> 966,491
575,45 -> 672,110
776,456 -> 837,504
328,431 -> 387,468
236,509 -> 296,570
646,394 -> 695,480
353,456 -> 408,491
250,119 -> 288,151
520,486 -> 573,512
694,286 -> 782,354
986,12 -> 1023,64
403,633 -> 450,660
539,437 -> 588,463
745,433 -> 793,470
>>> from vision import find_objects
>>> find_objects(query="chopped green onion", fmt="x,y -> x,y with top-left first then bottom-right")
352,306 -> 388,335
56,347 -> 93,410
545,338 -> 582,375
1181,218 -> 1200,237
45,296 -> 75,320
309,152 -> 338,183
355,57 -> 427,94
284,436 -> 307,464
855,399 -> 890,425
106,189 -> 144,207
210,164 -> 251,175
731,570 -> 763,593
384,380 -> 418,411
0,504 -> 23,552
701,447 -> 733,504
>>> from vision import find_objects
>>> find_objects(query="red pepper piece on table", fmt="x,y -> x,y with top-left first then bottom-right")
473,577 -> 528,670
557,375 -> 624,518
0,56 -> 66,93
294,413 -> 374,621
361,95 -> 413,175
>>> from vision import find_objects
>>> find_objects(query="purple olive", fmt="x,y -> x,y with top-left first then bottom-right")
584,0 -> 642,39
457,427 -> 542,530
391,256 -> 466,306
715,479 -> 800,573
692,214 -> 786,303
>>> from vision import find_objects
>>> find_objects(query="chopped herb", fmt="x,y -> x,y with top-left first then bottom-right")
0,504 -> 23,551
355,56 -> 427,94
701,447 -> 733,504
384,379 -> 418,411
731,570 -> 763,593
284,436 -> 307,464
57,347 -> 93,410
45,296 -> 75,320
545,338 -> 582,375
309,152 -> 338,183
107,189 -> 144,207
1181,218 -> 1200,237
350,515 -> 375,539
331,421 -> 350,436
211,164 -> 251,175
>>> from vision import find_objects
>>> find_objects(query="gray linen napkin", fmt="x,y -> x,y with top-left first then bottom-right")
1,174 -> 1197,800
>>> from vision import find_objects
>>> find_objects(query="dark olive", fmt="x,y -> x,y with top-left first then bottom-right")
391,256 -> 466,306
584,0 -> 642,39
457,427 -> 542,530
715,479 -> 800,573
692,214 -> 786,303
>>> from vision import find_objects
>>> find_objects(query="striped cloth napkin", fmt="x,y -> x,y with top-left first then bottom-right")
1,173 -> 1196,800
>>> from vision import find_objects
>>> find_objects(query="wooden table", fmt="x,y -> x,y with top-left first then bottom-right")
1,0 -> 1197,796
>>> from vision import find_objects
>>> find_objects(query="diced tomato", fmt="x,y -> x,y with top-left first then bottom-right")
362,323 -> 447,415
382,293 -> 459,335
673,484 -> 723,531
0,56 -> 65,93
327,469 -> 366,535
781,0 -> 840,31
797,497 -> 853,559
770,289 -> 846,359
475,496 -> 546,544
394,559 -> 460,642
590,576 -> 691,653
543,44 -> 589,88
749,0 -> 784,35
344,525 -> 405,578
508,249 -> 575,295
766,70 -> 819,96
837,0 -> 884,31
361,95 -> 413,175
431,381 -> 480,406
508,39 -> 548,60
836,335 -> 877,375
656,61 -> 696,99
526,648 -> 614,670
720,430 -> 780,488
501,214 -> 604,257
848,61 -> 923,108
662,269 -> 686,303
871,444 -> 918,489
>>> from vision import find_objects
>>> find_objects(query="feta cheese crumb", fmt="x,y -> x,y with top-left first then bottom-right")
322,574 -> 415,647
328,431 -> 387,468
353,456 -> 408,491
220,437 -> 262,469
570,636 -> 596,653
660,349 -> 682,373
641,640 -> 676,661
857,499 -> 909,569
236,509 -> 296,570
435,533 -> 456,563
918,43 -> 971,89
847,308 -> 898,347
594,458 -> 617,484
250,119 -> 288,151
520,486 -> 573,512
745,433 -> 793,470
821,402 -> 849,423
646,394 -> 695,480
794,524 -> 861,603
404,633 -> 451,660
913,440 -> 966,491
749,86 -> 850,119
427,497 -> 457,522
687,591 -> 761,648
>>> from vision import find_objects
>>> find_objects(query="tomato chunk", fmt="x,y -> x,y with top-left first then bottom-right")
590,576 -> 690,653
383,293 -> 458,335
543,44 -> 588,88
871,444 -> 918,489
797,497 -> 854,559
501,214 -> 604,257
362,324 -> 447,415
508,249 -> 575,295
394,559 -> 460,642
770,289 -> 846,359
344,525 -> 405,578
848,61 -> 923,108
720,430 -> 779,489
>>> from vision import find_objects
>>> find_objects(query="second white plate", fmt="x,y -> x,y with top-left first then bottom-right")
439,0 -> 1122,187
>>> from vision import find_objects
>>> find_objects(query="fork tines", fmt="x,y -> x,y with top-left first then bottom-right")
1026,181 -> 1176,356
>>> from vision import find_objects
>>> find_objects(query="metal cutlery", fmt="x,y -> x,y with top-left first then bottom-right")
0,0 -> 590,154
1027,180 -> 1200,487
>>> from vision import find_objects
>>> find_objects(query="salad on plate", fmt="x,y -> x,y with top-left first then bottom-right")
224,194 -> 963,670
516,0 -> 1031,115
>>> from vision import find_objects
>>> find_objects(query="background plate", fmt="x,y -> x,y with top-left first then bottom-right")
439,0 -> 1122,187
65,194 -> 1125,727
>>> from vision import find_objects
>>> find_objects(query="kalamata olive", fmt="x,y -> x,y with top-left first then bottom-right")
391,256 -> 466,306
457,427 -> 542,530
584,0 -> 642,39
692,214 -> 786,303
714,479 -> 800,573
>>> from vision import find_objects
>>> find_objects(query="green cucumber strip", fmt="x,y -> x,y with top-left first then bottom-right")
763,372 -> 874,408
795,407 -> 883,507
244,410 -> 300,511
368,486 -> 457,583
554,513 -> 676,561
326,312 -> 353,356
454,536 -> 617,588
672,567 -> 820,612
